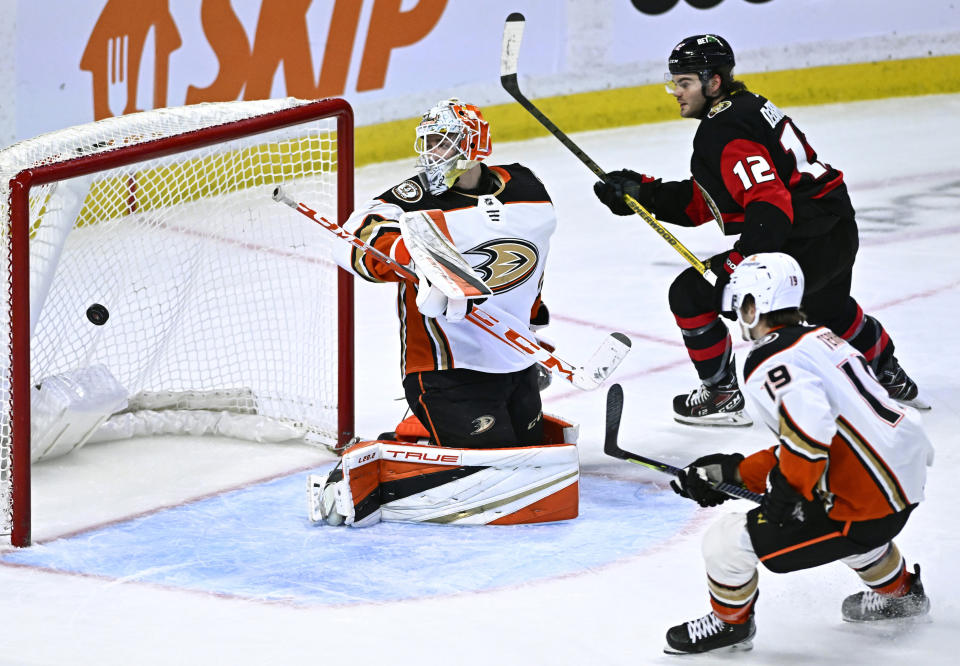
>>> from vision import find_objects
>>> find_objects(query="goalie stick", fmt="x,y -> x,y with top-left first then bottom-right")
603,383 -> 762,503
272,186 -> 631,391
500,12 -> 717,286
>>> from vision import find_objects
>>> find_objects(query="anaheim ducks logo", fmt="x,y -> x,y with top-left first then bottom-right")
471,415 -> 496,435
465,238 -> 539,293
391,180 -> 423,203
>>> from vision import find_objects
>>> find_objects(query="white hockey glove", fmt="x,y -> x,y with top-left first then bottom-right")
415,265 -> 470,322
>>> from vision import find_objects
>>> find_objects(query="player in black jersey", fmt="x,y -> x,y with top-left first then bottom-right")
593,34 -> 924,426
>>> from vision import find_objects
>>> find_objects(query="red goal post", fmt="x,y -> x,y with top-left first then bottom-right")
1,97 -> 355,547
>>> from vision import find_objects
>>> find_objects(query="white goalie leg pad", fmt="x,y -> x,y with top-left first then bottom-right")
378,443 -> 579,525
308,442 -> 579,527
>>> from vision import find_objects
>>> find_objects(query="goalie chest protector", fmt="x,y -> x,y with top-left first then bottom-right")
346,163 -> 557,375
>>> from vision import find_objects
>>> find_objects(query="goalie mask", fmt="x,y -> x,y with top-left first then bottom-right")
414,98 -> 492,195
721,253 -> 804,337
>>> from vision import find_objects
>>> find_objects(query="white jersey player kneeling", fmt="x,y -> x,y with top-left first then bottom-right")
665,253 -> 934,655
305,97 -> 589,528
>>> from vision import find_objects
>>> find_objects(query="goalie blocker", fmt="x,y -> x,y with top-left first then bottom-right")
308,414 -> 580,526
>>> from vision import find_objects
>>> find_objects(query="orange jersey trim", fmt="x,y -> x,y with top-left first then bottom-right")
759,529 -> 844,563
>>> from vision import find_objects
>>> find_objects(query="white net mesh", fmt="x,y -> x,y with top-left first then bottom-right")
0,98 -> 352,542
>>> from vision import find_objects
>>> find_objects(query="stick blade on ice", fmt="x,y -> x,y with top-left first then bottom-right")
604,383 -> 625,458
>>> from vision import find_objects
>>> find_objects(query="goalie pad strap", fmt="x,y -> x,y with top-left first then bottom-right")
332,442 -> 579,526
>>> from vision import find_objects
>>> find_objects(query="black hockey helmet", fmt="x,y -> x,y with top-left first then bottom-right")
668,34 -> 735,76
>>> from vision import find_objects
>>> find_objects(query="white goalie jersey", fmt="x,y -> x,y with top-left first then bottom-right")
338,163 -> 556,375
739,325 -> 934,522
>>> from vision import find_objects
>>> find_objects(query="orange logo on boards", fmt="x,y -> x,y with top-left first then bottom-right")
80,0 -> 447,121
80,0 -> 182,119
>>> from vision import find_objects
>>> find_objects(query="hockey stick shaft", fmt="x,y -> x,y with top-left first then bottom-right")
603,384 -> 762,503
272,187 -> 630,390
500,13 -> 717,286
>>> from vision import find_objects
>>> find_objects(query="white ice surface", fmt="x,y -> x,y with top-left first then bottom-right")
2,94 -> 959,665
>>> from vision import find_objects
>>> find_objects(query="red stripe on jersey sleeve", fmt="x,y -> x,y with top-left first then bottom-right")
811,171 -> 845,198
674,311 -> 719,330
720,139 -> 794,224
683,179 -> 715,226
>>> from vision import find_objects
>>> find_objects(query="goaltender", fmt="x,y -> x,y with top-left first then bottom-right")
306,98 -> 579,528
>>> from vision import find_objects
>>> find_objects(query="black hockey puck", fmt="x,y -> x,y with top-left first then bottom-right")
86,303 -> 109,326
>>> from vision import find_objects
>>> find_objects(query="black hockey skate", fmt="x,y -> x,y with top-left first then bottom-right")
664,612 -> 755,654
673,374 -> 752,427
876,356 -> 929,409
842,564 -> 930,622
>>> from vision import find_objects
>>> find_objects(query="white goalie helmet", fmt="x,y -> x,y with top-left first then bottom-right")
721,252 -> 804,328
414,98 -> 492,195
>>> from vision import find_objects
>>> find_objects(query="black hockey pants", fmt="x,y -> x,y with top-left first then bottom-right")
402,366 -> 544,448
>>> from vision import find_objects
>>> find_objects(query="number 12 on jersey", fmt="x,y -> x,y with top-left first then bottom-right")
731,121 -> 828,190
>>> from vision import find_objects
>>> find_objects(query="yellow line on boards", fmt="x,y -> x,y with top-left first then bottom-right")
355,54 -> 960,167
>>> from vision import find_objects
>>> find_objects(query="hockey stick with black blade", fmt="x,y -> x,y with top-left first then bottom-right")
603,383 -> 762,502
273,186 -> 632,391
500,12 -> 717,286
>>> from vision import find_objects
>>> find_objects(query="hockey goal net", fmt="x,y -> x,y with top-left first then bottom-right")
0,97 -> 354,547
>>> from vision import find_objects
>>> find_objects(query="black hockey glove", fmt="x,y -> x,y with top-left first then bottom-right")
534,336 -> 556,391
760,465 -> 807,527
531,305 -> 554,391
671,452 -> 745,508
706,248 -> 744,319
535,364 -> 552,391
593,169 -> 657,216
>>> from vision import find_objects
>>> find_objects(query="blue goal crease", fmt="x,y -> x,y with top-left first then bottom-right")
0,472 -> 694,605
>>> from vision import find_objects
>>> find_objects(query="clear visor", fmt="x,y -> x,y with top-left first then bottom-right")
664,73 -> 703,93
